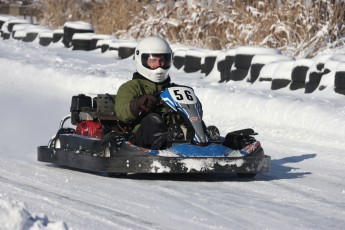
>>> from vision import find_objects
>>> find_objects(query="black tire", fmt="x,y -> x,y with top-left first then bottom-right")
39,37 -> 52,47
234,54 -> 254,69
23,32 -> 38,42
218,56 -> 234,82
291,65 -> 309,82
222,131 -> 256,150
98,133 -> 121,157
290,82 -> 305,90
305,72 -> 324,93
202,56 -> 217,75
206,125 -> 220,141
53,32 -> 63,43
230,69 -> 249,81
248,64 -> 264,83
62,26 -> 94,48
118,47 -> 135,59
173,56 -> 185,69
271,79 -> 291,90
184,55 -> 202,73
72,39 -> 92,51
335,71 -> 345,88
335,87 -> 345,95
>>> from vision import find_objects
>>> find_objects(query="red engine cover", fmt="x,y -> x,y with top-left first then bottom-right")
76,121 -> 103,138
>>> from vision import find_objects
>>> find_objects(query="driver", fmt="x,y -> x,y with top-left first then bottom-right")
115,36 -> 174,149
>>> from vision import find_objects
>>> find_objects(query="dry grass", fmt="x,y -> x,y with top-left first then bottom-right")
38,0 -> 345,57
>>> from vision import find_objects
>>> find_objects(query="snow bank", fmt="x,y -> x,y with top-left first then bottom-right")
0,195 -> 68,230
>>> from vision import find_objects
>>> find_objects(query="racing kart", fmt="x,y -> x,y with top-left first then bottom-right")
37,86 -> 271,177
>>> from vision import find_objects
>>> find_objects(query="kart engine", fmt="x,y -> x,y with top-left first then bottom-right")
76,120 -> 103,138
70,93 -> 116,139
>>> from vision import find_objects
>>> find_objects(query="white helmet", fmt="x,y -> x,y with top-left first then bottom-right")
135,36 -> 172,83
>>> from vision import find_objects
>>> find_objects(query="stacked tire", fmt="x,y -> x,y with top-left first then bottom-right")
62,21 -> 94,48
230,46 -> 281,81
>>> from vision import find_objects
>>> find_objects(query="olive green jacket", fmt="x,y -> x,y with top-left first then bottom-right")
115,72 -> 172,123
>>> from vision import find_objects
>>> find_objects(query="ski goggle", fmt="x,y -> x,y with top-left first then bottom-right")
141,53 -> 172,70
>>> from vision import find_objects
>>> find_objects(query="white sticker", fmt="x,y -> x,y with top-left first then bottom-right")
168,87 -> 197,104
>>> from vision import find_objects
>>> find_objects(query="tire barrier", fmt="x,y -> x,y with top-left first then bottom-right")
118,47 -> 135,59
218,49 -> 235,82
317,58 -> 343,92
71,33 -> 95,51
271,61 -> 295,90
19,26 -> 51,43
13,30 -> 25,40
11,24 -> 51,43
90,34 -> 113,50
96,39 -> 112,53
247,54 -> 294,83
0,16 -> 8,29
183,49 -> 205,73
172,49 -> 186,70
39,31 -> 53,46
24,31 -> 39,42
62,21 -> 94,48
53,29 -> 64,43
203,51 -> 226,82
11,23 -> 30,39
0,15 -> 16,38
107,40 -> 137,59
6,19 -> 29,33
3,16 -> 345,97
304,54 -> 331,94
117,41 -> 137,59
258,61 -> 281,82
335,63 -> 345,95
201,51 -> 220,76
230,46 -> 281,81
290,59 -> 314,90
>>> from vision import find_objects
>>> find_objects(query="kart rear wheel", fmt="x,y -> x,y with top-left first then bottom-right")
99,133 -> 121,157
99,139 -> 115,158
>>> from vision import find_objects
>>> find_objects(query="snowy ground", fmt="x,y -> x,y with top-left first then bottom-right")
0,38 -> 345,230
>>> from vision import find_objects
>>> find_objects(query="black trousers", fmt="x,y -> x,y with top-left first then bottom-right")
134,113 -> 167,149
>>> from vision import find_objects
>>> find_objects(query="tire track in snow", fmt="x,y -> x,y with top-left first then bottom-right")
0,174 -> 169,230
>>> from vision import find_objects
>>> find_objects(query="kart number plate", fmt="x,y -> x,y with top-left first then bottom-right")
168,87 -> 197,104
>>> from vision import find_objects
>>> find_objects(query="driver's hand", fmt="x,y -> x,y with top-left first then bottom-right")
130,94 -> 159,116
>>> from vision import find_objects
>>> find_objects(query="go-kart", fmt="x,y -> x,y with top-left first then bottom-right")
37,86 -> 271,177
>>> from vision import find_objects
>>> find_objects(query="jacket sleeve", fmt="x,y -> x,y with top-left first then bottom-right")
115,81 -> 141,122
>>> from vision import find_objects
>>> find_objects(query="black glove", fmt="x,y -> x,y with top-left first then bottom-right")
130,94 -> 159,116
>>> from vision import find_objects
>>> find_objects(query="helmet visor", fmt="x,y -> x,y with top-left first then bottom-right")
141,53 -> 172,70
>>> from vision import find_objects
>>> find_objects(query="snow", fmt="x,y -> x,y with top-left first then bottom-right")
235,46 -> 281,55
272,60 -> 295,80
251,54 -> 294,65
1,38 -> 345,230
39,31 -> 53,39
52,29 -> 64,34
71,32 -> 95,40
0,195 -> 68,230
293,58 -> 314,68
63,21 -> 94,31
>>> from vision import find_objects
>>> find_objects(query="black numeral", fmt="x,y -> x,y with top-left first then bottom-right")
173,89 -> 194,101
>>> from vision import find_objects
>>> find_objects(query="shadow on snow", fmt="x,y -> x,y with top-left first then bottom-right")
42,153 -> 317,182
